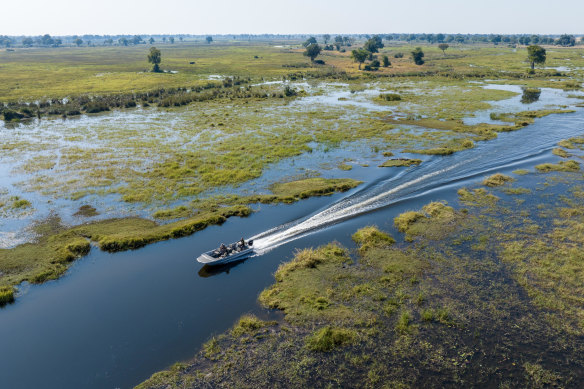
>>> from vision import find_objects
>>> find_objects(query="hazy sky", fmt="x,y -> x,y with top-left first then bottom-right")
2,0 -> 582,36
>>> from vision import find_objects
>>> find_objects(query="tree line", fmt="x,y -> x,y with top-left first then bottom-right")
0,33 -> 579,49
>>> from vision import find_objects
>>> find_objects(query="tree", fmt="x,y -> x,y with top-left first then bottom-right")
436,33 -> 445,43
411,47 -> 425,65
132,35 -> 143,45
169,37 -> 175,44
527,45 -> 546,70
206,36 -> 213,44
351,48 -> 368,70
119,38 -> 129,46
438,43 -> 449,55
382,55 -> 390,67
40,34 -> 54,46
22,37 -> 33,47
556,34 -> 575,47
518,36 -> 531,46
74,38 -> 83,47
148,47 -> 162,72
364,35 -> 384,53
149,37 -> 155,44
303,43 -> 322,62
323,34 -> 330,44
491,35 -> 502,45
303,36 -> 317,47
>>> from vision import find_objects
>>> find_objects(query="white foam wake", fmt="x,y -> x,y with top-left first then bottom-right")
253,161 -> 464,251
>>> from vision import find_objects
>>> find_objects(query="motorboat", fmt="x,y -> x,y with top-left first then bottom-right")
197,239 -> 254,265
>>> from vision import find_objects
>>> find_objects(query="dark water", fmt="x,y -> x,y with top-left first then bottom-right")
0,109 -> 583,389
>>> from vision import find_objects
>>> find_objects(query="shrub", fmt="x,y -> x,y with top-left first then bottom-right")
394,52 -> 404,58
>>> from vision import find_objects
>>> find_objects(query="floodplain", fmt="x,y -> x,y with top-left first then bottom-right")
0,37 -> 584,388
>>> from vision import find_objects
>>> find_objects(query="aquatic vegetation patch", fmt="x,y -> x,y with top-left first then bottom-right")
535,160 -> 580,172
482,173 -> 514,187
552,148 -> 570,158
394,202 -> 458,241
72,205 -> 98,217
379,158 -> 422,167
406,137 -> 474,155
457,188 -> 499,206
351,226 -> 395,254
270,178 -> 361,200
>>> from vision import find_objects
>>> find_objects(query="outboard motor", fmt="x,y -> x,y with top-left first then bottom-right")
248,239 -> 253,246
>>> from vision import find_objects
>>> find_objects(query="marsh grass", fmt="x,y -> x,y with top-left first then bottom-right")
305,326 -> 356,352
0,286 -> 15,306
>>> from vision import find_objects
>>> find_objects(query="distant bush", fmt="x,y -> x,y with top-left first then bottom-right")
313,59 -> 325,65
2,109 -> 24,121
394,52 -> 404,58
284,85 -> 297,97
411,48 -> 425,65
364,59 -> 380,71
84,102 -> 110,114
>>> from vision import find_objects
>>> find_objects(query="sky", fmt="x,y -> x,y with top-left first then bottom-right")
1,0 -> 582,36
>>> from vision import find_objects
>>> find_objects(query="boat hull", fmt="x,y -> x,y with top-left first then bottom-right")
197,247 -> 254,265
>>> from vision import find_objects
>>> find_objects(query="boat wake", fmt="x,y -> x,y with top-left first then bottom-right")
251,111 -> 583,253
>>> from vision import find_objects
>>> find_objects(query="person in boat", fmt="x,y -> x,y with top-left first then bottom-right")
239,237 -> 245,248
218,243 -> 227,255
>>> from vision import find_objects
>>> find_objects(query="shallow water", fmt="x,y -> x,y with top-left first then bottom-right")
0,102 -> 583,388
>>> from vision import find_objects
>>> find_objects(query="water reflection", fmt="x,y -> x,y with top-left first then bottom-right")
198,257 -> 250,278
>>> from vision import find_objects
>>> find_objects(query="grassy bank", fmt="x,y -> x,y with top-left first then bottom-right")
0,178 -> 360,305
